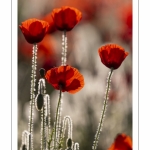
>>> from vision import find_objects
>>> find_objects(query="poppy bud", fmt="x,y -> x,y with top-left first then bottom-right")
66,138 -> 72,148
22,144 -> 27,150
35,93 -> 44,111
39,68 -> 45,77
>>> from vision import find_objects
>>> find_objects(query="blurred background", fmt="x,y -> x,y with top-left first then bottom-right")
18,0 -> 132,150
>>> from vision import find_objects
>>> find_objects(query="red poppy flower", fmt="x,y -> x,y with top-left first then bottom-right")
45,65 -> 84,94
98,44 -> 129,69
19,18 -> 50,44
51,6 -> 82,31
118,2 -> 132,43
108,133 -> 132,150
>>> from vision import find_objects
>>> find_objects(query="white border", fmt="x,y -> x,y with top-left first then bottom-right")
133,0 -> 139,149
12,0 -> 17,149
12,0 -> 139,150
139,1 -> 150,150
0,0 -> 12,149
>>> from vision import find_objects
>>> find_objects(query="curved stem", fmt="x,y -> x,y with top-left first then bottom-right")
92,68 -> 113,150
61,116 -> 73,140
21,130 -> 30,150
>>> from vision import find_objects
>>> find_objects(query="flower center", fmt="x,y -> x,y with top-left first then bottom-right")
58,81 -> 65,90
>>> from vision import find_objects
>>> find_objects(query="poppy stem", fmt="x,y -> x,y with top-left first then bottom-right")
28,43 -> 38,150
41,99 -> 47,150
45,94 -> 51,146
61,30 -> 67,66
54,90 -> 62,150
92,68 -> 113,150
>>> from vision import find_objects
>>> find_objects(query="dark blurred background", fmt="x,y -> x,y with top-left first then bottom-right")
18,0 -> 132,150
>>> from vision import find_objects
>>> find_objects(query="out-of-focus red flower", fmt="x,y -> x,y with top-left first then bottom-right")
109,90 -> 117,102
45,65 -> 84,94
125,69 -> 132,88
118,3 -> 132,43
54,0 -> 100,21
98,44 -> 128,69
18,34 -> 58,69
37,35 -> 58,69
51,6 -> 82,31
19,18 -> 50,44
42,13 -> 56,33
108,133 -> 132,150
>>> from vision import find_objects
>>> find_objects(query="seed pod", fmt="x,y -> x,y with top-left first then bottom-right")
66,138 -> 72,148
22,144 -> 27,150
39,68 -> 45,78
35,93 -> 44,111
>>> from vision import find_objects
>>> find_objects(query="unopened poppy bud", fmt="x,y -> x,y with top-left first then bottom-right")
22,144 -> 27,150
39,68 -> 45,77
35,93 -> 44,111
66,138 -> 72,148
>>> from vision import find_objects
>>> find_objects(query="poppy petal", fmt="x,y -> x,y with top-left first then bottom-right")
66,79 -> 83,94
29,21 -> 43,36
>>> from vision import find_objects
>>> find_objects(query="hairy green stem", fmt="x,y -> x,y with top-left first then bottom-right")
41,103 -> 46,150
48,128 -> 54,150
92,68 -> 113,150
54,90 -> 62,149
28,43 -> 38,150
61,30 -> 67,66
